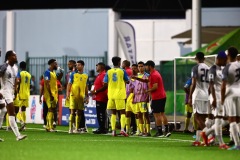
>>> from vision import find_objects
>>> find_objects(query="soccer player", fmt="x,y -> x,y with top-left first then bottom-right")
183,77 -> 197,134
91,62 -> 108,134
67,60 -> 89,133
135,61 -> 151,136
122,60 -> 132,76
39,75 -> 48,128
221,47 -> 240,150
103,56 -> 129,136
199,51 -> 229,149
188,52 -> 210,146
44,59 -> 58,132
0,50 -> 27,140
0,93 -> 7,130
16,61 -> 31,131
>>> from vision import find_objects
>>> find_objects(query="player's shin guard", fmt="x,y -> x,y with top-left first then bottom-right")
16,112 -> 22,122
146,124 -> 150,133
136,118 -> 140,133
120,114 -> 126,131
230,122 -> 240,146
125,117 -> 130,133
9,116 -> 20,137
0,107 -> 7,128
111,114 -> 116,131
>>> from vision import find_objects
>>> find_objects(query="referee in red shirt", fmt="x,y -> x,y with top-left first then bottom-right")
145,60 -> 171,137
91,62 -> 108,134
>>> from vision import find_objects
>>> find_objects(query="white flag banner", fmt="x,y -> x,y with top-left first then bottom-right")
115,21 -> 137,64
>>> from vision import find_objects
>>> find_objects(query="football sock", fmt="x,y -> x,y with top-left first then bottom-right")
6,113 -> 9,127
75,115 -> 80,130
193,115 -> 198,130
146,124 -> 150,133
120,114 -> 126,131
230,122 -> 240,146
125,117 -> 130,133
196,130 -> 201,141
0,107 -> 7,128
111,114 -> 116,131
157,126 -> 162,134
139,124 -> 143,133
215,118 -> 224,145
184,117 -> 190,130
9,116 -> 20,137
16,112 -> 22,122
47,112 -> 54,129
165,125 -> 169,133
69,114 -> 74,130
136,118 -> 139,133
22,111 -> 26,123
206,124 -> 215,136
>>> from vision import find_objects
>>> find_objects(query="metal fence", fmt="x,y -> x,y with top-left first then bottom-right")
26,53 -> 107,94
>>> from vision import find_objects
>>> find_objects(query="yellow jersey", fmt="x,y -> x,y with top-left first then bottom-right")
17,71 -> 31,99
44,69 -> 58,101
69,72 -> 89,99
103,68 -> 129,100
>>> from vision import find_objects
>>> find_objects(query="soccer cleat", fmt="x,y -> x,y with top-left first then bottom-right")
165,132 -> 172,137
53,122 -> 56,128
49,129 -> 57,132
0,138 -> 4,142
219,144 -> 230,150
73,129 -> 81,134
208,136 -> 215,145
200,132 -> 208,146
68,129 -> 73,134
112,130 -> 117,137
153,132 -> 165,138
6,127 -> 12,131
142,133 -> 151,137
192,141 -> 201,146
19,123 -> 26,131
80,128 -> 88,133
227,145 -> 240,150
43,125 -> 46,129
16,134 -> 27,141
120,130 -> 129,137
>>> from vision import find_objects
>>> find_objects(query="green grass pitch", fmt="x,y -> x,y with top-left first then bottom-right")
0,124 -> 239,160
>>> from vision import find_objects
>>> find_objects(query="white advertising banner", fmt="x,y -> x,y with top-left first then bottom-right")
115,21 -> 137,64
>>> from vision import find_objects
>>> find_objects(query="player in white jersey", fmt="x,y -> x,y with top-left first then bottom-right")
189,52 -> 210,146
0,51 -> 27,141
200,51 -> 229,148
221,47 -> 240,150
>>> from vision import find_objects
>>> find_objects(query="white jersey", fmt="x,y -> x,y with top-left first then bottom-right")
222,61 -> 240,97
191,63 -> 209,101
0,64 -> 18,95
209,64 -> 223,99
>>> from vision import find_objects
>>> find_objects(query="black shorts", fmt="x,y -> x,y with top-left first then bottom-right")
151,98 -> 166,113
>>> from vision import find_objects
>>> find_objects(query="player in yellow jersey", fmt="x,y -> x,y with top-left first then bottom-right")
16,61 -> 31,131
102,56 -> 130,136
67,60 -> 89,134
44,59 -> 58,132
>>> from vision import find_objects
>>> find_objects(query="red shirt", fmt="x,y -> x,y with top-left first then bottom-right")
149,69 -> 166,100
125,67 -> 132,76
93,71 -> 108,103
40,79 -> 46,102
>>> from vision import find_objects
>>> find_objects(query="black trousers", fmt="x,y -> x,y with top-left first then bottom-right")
79,110 -> 86,128
96,101 -> 107,130
43,101 -> 48,125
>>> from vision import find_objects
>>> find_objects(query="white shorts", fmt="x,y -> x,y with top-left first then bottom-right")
193,100 -> 210,114
224,97 -> 240,117
213,101 -> 225,117
1,91 -> 14,104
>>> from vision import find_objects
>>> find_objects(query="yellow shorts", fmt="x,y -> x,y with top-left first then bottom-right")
126,93 -> 134,113
135,102 -> 148,113
45,98 -> 58,109
69,96 -> 84,110
65,98 -> 70,108
19,99 -> 29,107
107,99 -> 125,110
14,94 -> 20,107
185,104 -> 193,113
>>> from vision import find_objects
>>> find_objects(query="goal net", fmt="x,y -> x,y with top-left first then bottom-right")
173,55 -> 217,129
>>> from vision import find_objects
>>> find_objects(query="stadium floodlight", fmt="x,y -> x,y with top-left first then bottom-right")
173,55 -> 217,130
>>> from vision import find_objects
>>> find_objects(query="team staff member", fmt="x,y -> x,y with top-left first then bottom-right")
91,62 -> 108,134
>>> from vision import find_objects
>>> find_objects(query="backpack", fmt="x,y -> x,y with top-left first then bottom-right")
0,63 -> 8,77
